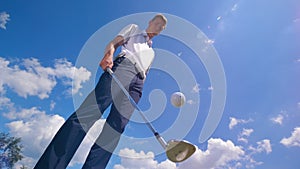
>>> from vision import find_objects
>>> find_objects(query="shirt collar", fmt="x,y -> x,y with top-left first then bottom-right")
141,30 -> 147,36
141,30 -> 152,47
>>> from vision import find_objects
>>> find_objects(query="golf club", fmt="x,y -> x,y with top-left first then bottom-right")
106,68 -> 196,162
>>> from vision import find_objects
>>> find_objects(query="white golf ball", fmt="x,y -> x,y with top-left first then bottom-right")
171,92 -> 186,107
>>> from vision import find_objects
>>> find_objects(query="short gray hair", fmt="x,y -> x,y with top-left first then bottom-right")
151,14 -> 167,25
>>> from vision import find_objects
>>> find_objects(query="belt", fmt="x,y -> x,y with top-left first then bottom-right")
114,52 -> 126,59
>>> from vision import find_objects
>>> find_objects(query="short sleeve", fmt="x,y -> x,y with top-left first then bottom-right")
118,24 -> 138,42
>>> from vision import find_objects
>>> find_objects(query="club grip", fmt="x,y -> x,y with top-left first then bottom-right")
106,68 -> 113,75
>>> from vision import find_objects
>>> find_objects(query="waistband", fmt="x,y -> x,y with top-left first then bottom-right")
114,53 -> 147,79
114,53 -> 145,80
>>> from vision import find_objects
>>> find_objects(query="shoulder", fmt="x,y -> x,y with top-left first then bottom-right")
122,24 -> 139,32
118,24 -> 140,38
125,24 -> 138,29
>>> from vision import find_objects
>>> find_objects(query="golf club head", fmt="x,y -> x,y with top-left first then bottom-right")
166,140 -> 196,163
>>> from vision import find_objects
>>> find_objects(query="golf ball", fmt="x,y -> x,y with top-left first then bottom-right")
171,92 -> 186,107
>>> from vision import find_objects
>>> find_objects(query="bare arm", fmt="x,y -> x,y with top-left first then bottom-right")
99,35 -> 124,70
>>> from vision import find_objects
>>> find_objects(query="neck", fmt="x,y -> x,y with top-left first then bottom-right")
147,32 -> 156,39
146,28 -> 156,39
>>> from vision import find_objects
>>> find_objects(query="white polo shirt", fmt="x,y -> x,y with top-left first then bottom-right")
118,24 -> 155,78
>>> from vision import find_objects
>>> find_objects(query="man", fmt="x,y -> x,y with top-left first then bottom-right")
34,14 -> 167,169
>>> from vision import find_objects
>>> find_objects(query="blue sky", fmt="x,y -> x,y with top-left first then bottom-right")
1,0 -> 300,169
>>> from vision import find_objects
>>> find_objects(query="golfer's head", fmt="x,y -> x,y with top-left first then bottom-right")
146,14 -> 167,37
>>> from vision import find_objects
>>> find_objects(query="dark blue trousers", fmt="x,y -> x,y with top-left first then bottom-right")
34,57 -> 144,169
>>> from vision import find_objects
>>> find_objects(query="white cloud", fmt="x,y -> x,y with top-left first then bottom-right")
4,107 -> 43,120
201,39 -> 215,53
270,114 -> 284,125
5,105 -> 106,168
0,57 -> 57,99
13,156 -> 36,169
0,11 -> 10,30
280,127 -> 300,147
53,58 -> 91,95
0,57 -> 91,99
256,140 -> 272,154
187,83 -> 201,105
238,128 -> 254,143
231,4 -> 238,11
115,139 -> 245,169
157,160 -> 177,169
186,99 -> 196,105
205,39 -> 215,44
248,139 -> 272,155
6,108 -> 65,168
177,52 -> 182,57
0,56 -> 96,168
50,100 -> 56,111
229,117 -> 252,130
177,138 -> 244,169
241,139 -> 272,168
114,148 -> 176,169
0,96 -> 14,111
241,128 -> 254,137
114,137 -> 274,169
245,158 -> 263,169
270,111 -> 288,125
191,83 -> 200,93
229,117 -> 239,129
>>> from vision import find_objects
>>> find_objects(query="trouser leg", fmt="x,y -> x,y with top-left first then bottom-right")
82,67 -> 144,169
34,72 -> 113,169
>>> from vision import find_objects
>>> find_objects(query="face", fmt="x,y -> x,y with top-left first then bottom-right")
147,17 -> 166,37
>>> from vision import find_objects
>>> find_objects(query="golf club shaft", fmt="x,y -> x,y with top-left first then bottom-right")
106,68 -> 167,149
